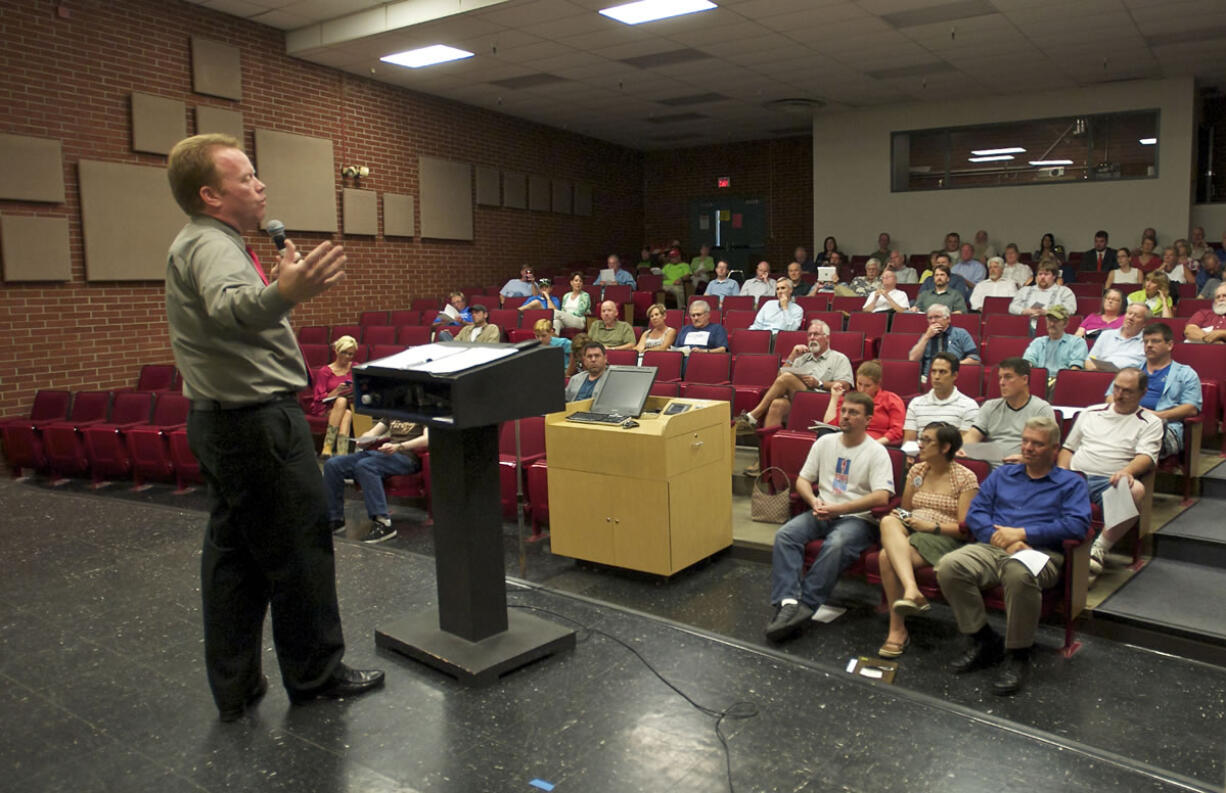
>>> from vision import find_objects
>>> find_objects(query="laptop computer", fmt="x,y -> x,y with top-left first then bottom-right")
566,365 -> 658,424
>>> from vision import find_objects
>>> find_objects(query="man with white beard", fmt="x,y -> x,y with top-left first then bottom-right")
1183,284 -> 1226,344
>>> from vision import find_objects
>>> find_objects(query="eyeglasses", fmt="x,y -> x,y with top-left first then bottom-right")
916,437 -> 935,446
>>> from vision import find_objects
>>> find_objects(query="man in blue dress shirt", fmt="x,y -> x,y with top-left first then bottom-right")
937,416 -> 1091,696
1133,322 -> 1202,455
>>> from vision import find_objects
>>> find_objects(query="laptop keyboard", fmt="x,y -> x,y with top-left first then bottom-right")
565,411 -> 628,424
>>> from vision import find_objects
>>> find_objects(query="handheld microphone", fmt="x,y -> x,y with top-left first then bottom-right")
266,219 -> 287,251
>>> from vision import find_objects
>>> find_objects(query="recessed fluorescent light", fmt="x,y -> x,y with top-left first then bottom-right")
380,45 -> 473,69
1029,159 -> 1073,166
971,147 -> 1025,156
968,155 -> 1014,162
599,0 -> 717,25
1139,137 -> 1157,145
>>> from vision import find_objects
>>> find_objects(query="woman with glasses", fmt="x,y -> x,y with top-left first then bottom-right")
874,422 -> 978,658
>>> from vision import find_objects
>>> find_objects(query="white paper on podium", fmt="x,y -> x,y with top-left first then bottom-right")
1008,549 -> 1051,577
1101,476 -> 1139,529
364,343 -> 515,374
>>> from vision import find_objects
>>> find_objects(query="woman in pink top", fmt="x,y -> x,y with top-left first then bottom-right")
311,335 -> 356,457
1075,287 -> 1126,343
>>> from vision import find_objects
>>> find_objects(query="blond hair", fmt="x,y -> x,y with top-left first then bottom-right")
332,335 -> 358,355
533,318 -> 553,335
167,134 -> 240,215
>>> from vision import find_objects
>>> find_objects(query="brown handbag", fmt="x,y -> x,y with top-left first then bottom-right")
750,466 -> 792,523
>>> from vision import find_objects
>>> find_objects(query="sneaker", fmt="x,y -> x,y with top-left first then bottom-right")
733,413 -> 758,434
1089,543 -> 1105,576
363,521 -> 397,544
764,601 -> 814,642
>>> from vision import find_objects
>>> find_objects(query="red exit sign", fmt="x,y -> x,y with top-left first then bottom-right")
717,176 -> 730,188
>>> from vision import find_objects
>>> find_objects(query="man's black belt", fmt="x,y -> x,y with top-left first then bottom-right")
190,391 -> 299,412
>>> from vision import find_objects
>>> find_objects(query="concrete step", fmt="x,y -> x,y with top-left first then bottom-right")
1153,497 -> 1226,571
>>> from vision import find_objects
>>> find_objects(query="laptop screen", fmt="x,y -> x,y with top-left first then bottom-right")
590,365 -> 657,417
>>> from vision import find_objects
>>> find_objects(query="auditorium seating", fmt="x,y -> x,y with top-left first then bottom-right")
499,417 -> 546,519
981,336 -> 1031,366
82,391 -> 155,486
643,350 -> 683,382
806,310 -> 845,333
889,312 -> 928,335
982,314 -> 1031,339
1,389 -> 72,477
878,360 -> 922,401
682,352 -> 731,385
332,324 -> 361,343
40,391 -> 112,481
127,364 -> 177,393
297,325 -> 329,345
126,392 -> 191,488
167,428 -> 202,493
730,354 -> 778,416
723,310 -> 757,331
729,329 -> 771,354
362,325 -> 397,346
755,390 -> 830,475
397,325 -> 431,346
359,310 -> 390,326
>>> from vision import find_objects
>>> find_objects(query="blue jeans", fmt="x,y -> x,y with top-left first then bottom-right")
769,512 -> 877,608
1085,475 -> 1111,506
323,450 -> 421,521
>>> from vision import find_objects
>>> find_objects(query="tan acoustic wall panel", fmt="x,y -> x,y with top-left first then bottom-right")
195,105 -> 244,143
475,166 -> 500,206
0,133 -> 65,203
1,215 -> 72,281
502,170 -> 526,209
132,92 -> 187,155
552,179 -> 572,214
78,160 -> 186,281
254,128 -> 337,233
192,37 -> 242,101
574,183 -> 593,217
342,188 -> 378,235
418,156 -> 472,240
383,193 -> 415,237
528,174 -> 551,212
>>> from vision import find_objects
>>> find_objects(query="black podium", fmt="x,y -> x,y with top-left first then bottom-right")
352,341 -> 573,685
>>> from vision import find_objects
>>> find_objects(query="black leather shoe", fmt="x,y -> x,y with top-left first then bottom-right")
764,602 -> 814,643
218,674 -> 269,723
949,634 -> 1003,674
290,664 -> 385,704
992,650 -> 1030,696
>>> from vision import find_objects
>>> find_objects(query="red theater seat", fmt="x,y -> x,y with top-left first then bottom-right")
168,428 -> 202,493
41,391 -> 113,481
82,391 -> 154,485
1,389 -> 72,477
126,393 -> 191,487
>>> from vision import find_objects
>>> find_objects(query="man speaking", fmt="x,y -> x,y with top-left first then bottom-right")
165,134 -> 383,722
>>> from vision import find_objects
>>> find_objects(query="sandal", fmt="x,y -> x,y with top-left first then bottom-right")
744,461 -> 761,476
892,596 -> 931,618
877,636 -> 910,659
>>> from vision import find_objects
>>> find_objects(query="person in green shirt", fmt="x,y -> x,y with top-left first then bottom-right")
662,247 -> 693,307
690,243 -> 715,288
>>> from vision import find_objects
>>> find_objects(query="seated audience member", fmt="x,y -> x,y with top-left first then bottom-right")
637,246 -> 655,270
749,279 -> 804,333
887,249 -> 918,284
312,335 -> 357,458
518,278 -> 560,313
821,361 -> 905,445
1189,226 -> 1210,261
793,245 -> 815,273
876,422 -> 978,658
765,392 -> 895,642
1086,303 -> 1149,371
1132,236 -> 1161,272
1196,251 -> 1222,298
953,242 -> 986,285
1131,322 -> 1202,455
973,230 -> 997,262
916,261 -> 970,313
937,417 -> 1091,695
587,300 -> 635,350
815,236 -> 842,266
323,417 -> 429,544
634,303 -> 677,356
1009,261 -> 1076,319
1082,230 -> 1117,274
1157,246 -> 1193,285
1184,283 -> 1226,343
740,260 -> 777,300
734,320 -> 853,432
849,258 -> 884,297
676,299 -> 728,354
1128,271 -> 1174,318
556,273 -> 591,333
862,268 -> 909,313
432,291 -> 473,330
438,304 -> 500,343
1059,367 -> 1160,581
1175,238 -> 1198,273
565,333 -> 591,378
596,253 -> 637,289
690,243 -> 715,284
1138,226 -> 1157,248
499,266 -> 538,305
1034,232 -> 1061,262
969,256 -> 1018,311
1076,287 -> 1126,343
1022,305 -> 1087,379
963,358 -> 1054,461
784,261 -> 812,297
704,260 -> 741,304
909,304 -> 980,377
661,248 -> 692,306
1105,247 -> 1141,290
565,341 -> 610,401
533,319 -> 571,368
903,353 -> 980,442
1002,244 -> 1034,287
941,232 -> 962,263
871,232 -> 893,263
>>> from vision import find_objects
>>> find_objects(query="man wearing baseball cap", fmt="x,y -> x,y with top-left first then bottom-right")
1022,304 -> 1088,386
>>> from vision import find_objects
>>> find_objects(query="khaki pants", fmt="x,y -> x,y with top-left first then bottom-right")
936,543 -> 1062,649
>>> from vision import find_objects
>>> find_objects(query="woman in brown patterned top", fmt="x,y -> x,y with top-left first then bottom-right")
875,422 -> 978,658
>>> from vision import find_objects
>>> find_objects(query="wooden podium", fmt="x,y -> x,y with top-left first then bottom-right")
544,396 -> 732,575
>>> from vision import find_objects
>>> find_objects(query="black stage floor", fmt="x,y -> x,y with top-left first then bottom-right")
2,477 -> 1224,792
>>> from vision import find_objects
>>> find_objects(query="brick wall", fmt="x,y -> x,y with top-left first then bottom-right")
0,0 -> 644,417
642,136 -> 812,268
